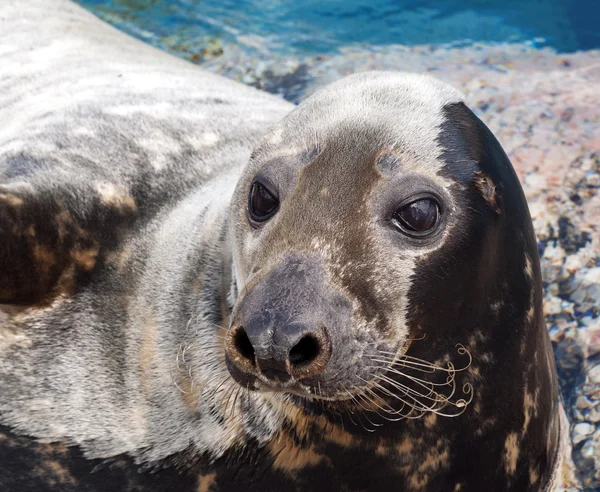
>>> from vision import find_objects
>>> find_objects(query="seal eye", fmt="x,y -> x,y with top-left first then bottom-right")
393,198 -> 439,235
248,180 -> 279,222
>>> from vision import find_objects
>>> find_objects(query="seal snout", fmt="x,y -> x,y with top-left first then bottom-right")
227,321 -> 332,384
225,253 -> 350,393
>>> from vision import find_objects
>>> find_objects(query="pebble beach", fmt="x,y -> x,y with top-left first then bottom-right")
75,4 -> 600,488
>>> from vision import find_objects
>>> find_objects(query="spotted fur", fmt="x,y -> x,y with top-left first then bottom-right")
0,1 -> 570,491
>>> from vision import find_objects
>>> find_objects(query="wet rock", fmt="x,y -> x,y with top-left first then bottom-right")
573,422 -> 595,444
571,268 -> 600,314
589,365 -> 600,385
586,405 -> 600,423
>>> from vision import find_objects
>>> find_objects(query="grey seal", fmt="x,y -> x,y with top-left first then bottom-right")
0,1 -> 572,491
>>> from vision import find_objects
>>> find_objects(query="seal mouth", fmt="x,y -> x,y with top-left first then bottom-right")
225,340 -> 476,425
224,352 -> 347,401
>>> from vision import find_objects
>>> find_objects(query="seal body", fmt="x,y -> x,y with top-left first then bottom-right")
0,1 -> 566,491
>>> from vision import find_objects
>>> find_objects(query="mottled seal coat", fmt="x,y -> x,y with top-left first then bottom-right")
0,1 -> 572,491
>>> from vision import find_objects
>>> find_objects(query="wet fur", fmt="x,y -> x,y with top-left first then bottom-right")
0,1 -> 569,491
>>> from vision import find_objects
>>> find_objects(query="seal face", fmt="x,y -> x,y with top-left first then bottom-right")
0,3 -> 563,490
225,74 -> 467,410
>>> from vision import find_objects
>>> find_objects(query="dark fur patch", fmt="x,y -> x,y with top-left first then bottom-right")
0,426 -> 199,492
0,185 -> 136,304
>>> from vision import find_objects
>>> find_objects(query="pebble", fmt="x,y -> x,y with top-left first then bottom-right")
573,422 -> 595,444
589,365 -> 600,385
587,406 -> 600,423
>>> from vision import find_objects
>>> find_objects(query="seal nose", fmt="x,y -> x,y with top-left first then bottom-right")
227,321 -> 331,383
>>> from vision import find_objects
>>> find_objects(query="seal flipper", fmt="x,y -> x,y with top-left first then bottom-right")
0,181 -> 137,304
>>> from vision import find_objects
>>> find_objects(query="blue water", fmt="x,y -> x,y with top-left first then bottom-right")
79,0 -> 598,57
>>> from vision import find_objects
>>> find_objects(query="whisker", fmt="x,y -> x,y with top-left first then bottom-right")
169,361 -> 191,395
340,399 -> 360,428
370,356 -> 450,374
368,363 -> 458,389
353,393 -> 384,428
362,386 -> 419,419
375,374 -> 474,417
375,376 -> 446,412
377,372 -> 456,406
356,380 -> 407,422
374,344 -> 472,373
343,390 -> 375,432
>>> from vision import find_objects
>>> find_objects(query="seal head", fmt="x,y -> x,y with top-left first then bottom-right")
227,73 -> 464,400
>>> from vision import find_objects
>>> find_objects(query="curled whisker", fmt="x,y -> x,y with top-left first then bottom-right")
357,385 -> 426,420
353,393 -> 384,428
376,371 -> 447,401
356,392 -> 396,423
343,343 -> 476,421
356,379 -> 407,422
371,355 -> 456,374
348,376 -> 433,418
185,314 -> 199,333
181,341 -> 196,366
374,344 -> 472,374
368,362 -> 457,386
400,345 -> 472,372
171,377 -> 189,394
376,374 -> 473,417
368,361 -> 458,389
343,389 -> 377,432
376,375 -> 449,412
169,358 -> 191,395
340,398 -> 359,427
363,384 -> 421,419
380,363 -> 458,399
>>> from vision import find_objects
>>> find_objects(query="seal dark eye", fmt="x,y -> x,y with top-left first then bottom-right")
248,180 -> 279,222
393,198 -> 439,235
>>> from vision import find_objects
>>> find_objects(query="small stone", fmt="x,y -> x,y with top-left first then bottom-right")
544,295 -> 564,315
574,408 -> 586,421
589,365 -> 600,385
564,253 -> 585,273
581,440 -> 596,459
586,171 -> 600,187
578,318 -> 600,358
573,422 -> 595,444
524,172 -> 547,192
577,396 -> 592,409
587,406 -> 600,423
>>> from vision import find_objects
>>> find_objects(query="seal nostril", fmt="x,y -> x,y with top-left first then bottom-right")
289,335 -> 320,366
233,328 -> 255,366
